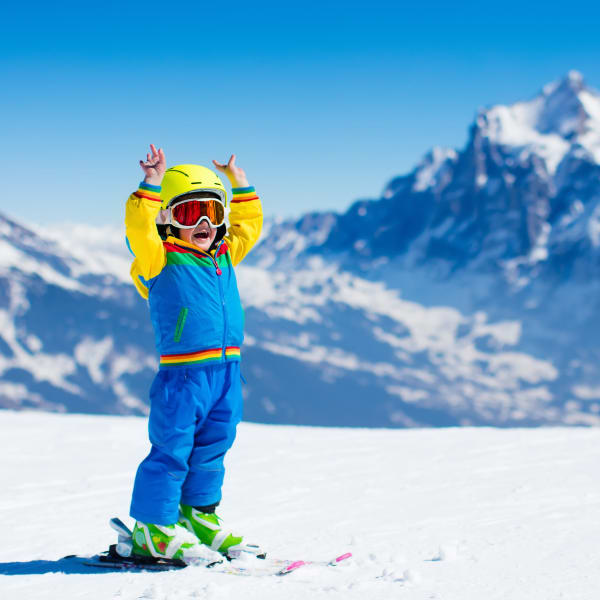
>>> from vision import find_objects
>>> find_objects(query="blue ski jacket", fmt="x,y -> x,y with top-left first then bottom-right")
125,183 -> 262,368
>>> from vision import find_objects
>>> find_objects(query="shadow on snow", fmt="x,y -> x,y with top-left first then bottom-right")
0,555 -> 175,575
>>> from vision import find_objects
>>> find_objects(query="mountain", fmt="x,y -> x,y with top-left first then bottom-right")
257,71 -> 600,279
2,72 -> 600,426
0,216 -> 154,414
245,71 -> 600,425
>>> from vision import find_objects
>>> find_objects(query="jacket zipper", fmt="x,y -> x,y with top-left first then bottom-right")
207,241 -> 227,360
174,240 -> 228,360
200,244 -> 223,277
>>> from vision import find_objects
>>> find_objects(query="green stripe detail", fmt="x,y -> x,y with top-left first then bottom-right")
139,181 -> 161,192
173,308 -> 188,343
164,357 -> 221,366
161,355 -> 241,367
167,253 -> 213,267
166,252 -> 230,268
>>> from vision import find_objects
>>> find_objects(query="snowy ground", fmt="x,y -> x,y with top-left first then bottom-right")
1,411 -> 599,599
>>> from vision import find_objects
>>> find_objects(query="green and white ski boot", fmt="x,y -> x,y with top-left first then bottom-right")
130,520 -> 222,562
178,504 -> 265,558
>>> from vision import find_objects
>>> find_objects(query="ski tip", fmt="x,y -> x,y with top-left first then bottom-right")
336,552 -> 353,562
278,560 -> 306,575
327,552 -> 353,566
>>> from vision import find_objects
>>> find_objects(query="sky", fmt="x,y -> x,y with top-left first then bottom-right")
2,0 -> 600,227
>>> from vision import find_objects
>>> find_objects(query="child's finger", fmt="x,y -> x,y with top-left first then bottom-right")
228,154 -> 236,168
150,143 -> 158,157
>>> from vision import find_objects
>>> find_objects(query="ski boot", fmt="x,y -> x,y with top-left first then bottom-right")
129,520 -> 222,562
178,504 -> 265,559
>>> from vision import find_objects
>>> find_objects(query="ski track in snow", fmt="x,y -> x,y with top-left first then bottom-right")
1,412 -> 600,599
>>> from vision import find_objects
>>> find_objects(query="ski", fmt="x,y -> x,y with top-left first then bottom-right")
68,517 -> 353,577
268,552 -> 353,568
75,545 -> 351,577
214,552 -> 353,577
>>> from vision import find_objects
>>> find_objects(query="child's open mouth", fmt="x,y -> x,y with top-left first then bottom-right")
194,231 -> 210,240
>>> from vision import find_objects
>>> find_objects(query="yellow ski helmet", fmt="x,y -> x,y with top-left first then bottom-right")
160,164 -> 228,210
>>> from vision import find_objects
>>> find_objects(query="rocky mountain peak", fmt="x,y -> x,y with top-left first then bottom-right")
472,72 -> 600,175
542,70 -> 585,99
536,71 -> 591,137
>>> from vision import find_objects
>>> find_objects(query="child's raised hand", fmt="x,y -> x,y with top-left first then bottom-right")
212,155 -> 249,188
139,144 -> 166,186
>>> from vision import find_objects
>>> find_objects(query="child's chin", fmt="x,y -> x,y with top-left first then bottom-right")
193,240 -> 211,251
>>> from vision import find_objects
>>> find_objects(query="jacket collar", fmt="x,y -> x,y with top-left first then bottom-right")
166,235 -> 214,256
165,236 -> 224,258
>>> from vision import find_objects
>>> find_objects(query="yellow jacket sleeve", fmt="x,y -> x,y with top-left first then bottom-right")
125,182 -> 166,299
224,186 -> 263,266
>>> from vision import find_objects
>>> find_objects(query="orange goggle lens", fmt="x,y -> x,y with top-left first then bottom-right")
170,199 -> 225,228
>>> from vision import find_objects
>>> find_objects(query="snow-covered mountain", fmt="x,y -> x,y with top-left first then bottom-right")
0,215 -> 155,414
2,72 -> 600,426
258,71 -> 600,279
244,71 -> 600,426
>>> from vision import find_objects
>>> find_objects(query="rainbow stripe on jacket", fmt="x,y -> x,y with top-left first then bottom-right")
134,181 -> 162,203
160,346 -> 242,367
231,186 -> 260,203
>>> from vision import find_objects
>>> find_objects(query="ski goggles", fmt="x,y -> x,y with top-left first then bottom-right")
169,198 -> 226,229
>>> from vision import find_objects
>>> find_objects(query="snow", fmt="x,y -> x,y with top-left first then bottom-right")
587,204 -> 600,247
580,89 -> 600,123
0,306 -> 80,396
234,264 -> 569,423
74,337 -> 115,384
1,411 -> 600,599
572,385 -> 600,401
0,383 -> 44,407
478,72 -> 600,175
35,223 -> 133,283
413,147 -> 458,192
0,239 -> 85,292
480,102 -> 571,174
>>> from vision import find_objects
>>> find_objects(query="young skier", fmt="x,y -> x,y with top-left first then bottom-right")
125,144 -> 262,561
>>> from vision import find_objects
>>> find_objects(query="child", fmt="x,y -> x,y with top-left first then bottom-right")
125,144 -> 262,561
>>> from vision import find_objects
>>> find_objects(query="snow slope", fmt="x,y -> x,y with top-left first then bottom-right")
1,411 -> 599,599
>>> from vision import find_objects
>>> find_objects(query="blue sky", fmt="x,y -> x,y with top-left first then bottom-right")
2,0 -> 600,226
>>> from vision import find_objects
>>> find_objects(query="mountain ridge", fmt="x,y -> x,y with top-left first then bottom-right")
250,72 -> 600,286
2,72 -> 600,427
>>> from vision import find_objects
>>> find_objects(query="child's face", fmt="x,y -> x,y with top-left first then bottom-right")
178,220 -> 217,252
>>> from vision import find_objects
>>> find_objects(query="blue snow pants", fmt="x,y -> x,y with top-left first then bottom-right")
130,362 -> 243,525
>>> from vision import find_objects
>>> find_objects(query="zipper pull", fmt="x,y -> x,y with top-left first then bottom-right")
211,243 -> 223,276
